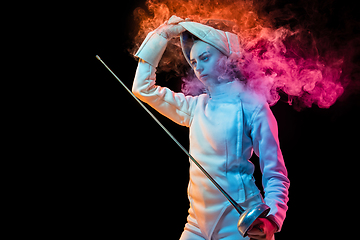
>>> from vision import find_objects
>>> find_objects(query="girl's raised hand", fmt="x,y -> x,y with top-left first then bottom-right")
156,15 -> 187,39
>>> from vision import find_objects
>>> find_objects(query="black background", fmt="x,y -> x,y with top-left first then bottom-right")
58,0 -> 360,239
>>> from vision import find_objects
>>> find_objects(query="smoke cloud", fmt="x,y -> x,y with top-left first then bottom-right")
130,0 -> 360,110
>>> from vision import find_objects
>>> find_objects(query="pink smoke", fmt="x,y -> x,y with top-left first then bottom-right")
238,27 -> 346,108
131,0 -> 359,110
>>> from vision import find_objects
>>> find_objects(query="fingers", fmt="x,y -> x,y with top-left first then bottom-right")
247,219 -> 265,240
248,218 -> 263,232
248,226 -> 264,236
248,231 -> 266,239
249,237 -> 266,240
173,25 -> 186,34
167,15 -> 185,25
156,15 -> 187,39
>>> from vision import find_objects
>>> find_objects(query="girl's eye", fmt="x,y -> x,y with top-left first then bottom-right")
202,56 -> 209,61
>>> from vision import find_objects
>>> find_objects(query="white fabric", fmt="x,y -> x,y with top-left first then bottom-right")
133,30 -> 290,240
179,21 -> 241,67
180,194 -> 276,240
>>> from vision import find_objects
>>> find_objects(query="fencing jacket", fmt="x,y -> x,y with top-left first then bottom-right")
132,30 -> 290,237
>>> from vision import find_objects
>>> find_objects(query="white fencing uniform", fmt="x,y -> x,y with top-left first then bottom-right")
132,26 -> 290,240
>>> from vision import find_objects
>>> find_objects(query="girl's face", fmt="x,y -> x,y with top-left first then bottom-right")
190,40 -> 227,87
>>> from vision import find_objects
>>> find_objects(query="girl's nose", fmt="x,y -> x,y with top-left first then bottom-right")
195,64 -> 203,74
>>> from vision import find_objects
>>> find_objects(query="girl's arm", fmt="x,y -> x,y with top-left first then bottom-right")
132,17 -> 197,127
251,103 -> 290,232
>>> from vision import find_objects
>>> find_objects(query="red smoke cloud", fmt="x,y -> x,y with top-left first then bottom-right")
131,0 -> 359,110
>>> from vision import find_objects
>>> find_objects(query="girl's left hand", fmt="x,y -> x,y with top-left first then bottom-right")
247,217 -> 278,240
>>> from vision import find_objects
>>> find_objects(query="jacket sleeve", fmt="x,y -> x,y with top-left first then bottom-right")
132,31 -> 197,127
250,103 -> 290,231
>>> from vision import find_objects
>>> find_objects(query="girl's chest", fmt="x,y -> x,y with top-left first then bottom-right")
190,99 -> 243,153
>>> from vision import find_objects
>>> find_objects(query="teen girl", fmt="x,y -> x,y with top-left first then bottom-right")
132,16 -> 289,240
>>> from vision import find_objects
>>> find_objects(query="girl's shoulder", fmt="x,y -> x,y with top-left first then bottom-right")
240,90 -> 270,127
240,89 -> 267,111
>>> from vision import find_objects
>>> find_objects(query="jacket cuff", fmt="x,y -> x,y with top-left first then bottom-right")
134,30 -> 168,68
266,214 -> 282,232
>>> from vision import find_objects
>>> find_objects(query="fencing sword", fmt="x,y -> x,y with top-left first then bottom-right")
96,55 -> 270,237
